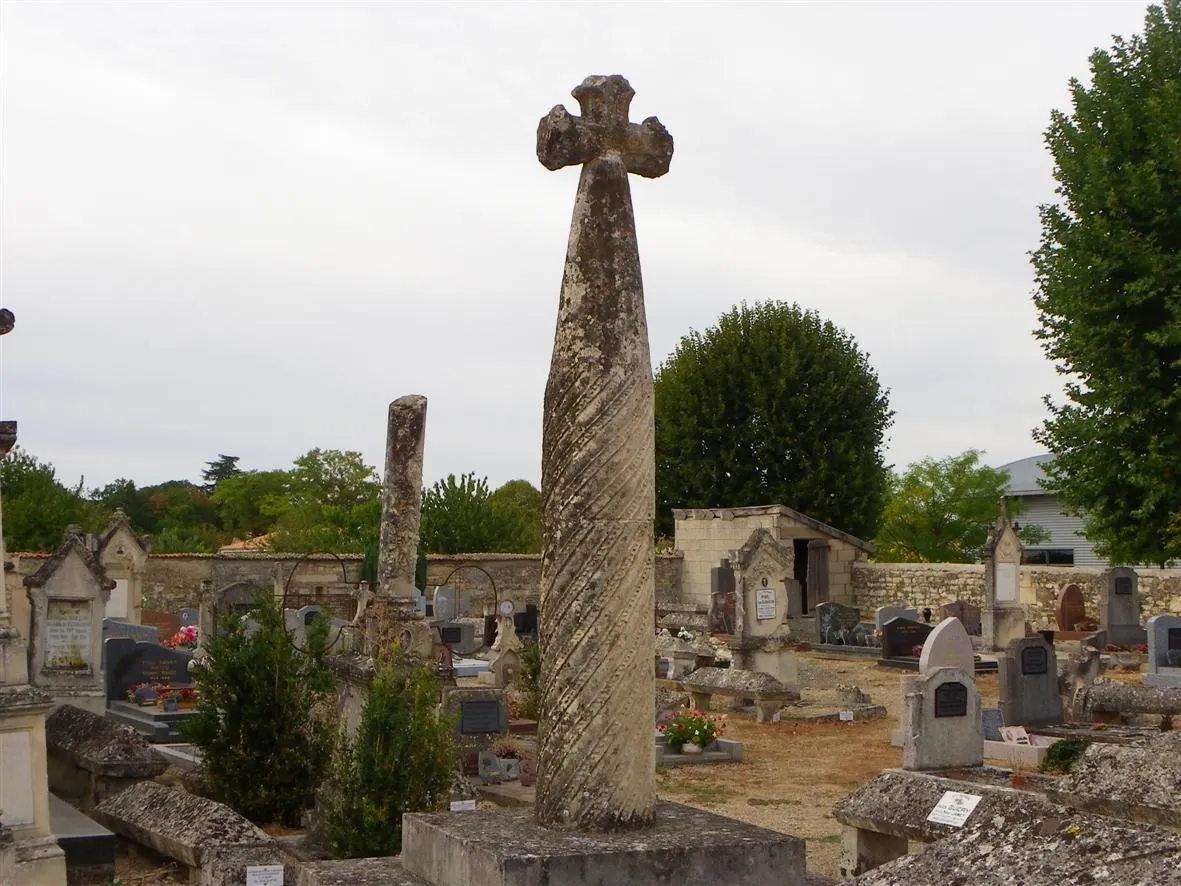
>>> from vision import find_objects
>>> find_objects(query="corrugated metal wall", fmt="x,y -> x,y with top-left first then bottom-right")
1017,494 -> 1106,567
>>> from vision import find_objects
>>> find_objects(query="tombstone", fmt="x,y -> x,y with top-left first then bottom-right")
735,529 -> 792,640
880,616 -> 934,660
707,562 -> 736,635
1144,614 -> 1181,688
982,502 -> 1027,652
104,638 -> 194,702
1100,567 -> 1145,648
443,687 -> 508,775
95,510 -> 150,623
179,608 -> 199,627
939,600 -> 982,636
875,606 -> 918,629
980,708 -> 1004,742
1056,584 -> 1088,633
998,636 -> 1062,727
815,602 -> 863,645
901,666 -> 982,771
100,620 -> 159,668
24,528 -> 114,715
918,617 -> 974,678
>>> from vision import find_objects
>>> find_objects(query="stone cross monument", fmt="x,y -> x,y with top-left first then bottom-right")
535,74 -> 672,831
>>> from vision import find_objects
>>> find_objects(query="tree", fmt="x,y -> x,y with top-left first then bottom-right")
211,470 -> 290,537
874,450 -> 1048,562
201,454 -> 242,491
1,448 -> 102,551
1032,2 -> 1181,565
269,449 -> 381,553
419,473 -> 539,554
655,301 -> 893,539
90,478 -> 153,533
183,595 -> 335,825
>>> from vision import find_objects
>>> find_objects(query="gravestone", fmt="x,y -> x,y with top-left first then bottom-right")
881,616 -> 933,660
982,503 -> 1027,652
939,600 -> 981,636
980,707 -> 1004,742
1056,584 -> 1088,632
100,620 -> 159,668
735,530 -> 792,640
707,563 -> 736,635
443,687 -> 508,775
875,606 -> 918,629
901,666 -> 982,771
103,638 -> 193,702
179,609 -> 199,627
1144,614 -> 1181,688
1100,567 -> 1145,648
998,636 -> 1062,727
816,602 -> 863,645
918,617 -> 974,677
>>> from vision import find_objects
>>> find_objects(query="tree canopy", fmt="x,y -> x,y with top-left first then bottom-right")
874,450 -> 1048,563
1032,1 -> 1181,566
419,473 -> 540,554
655,300 -> 893,539
1,448 -> 103,551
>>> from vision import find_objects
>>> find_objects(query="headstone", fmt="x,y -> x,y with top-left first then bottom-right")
708,563 -> 736,634
901,666 -> 983,771
179,608 -> 199,627
939,600 -> 981,636
534,74 -> 671,831
881,616 -> 934,660
1145,614 -> 1181,688
982,502 -> 1028,652
998,636 -> 1062,727
875,606 -> 918,629
918,617 -> 974,677
1100,567 -> 1145,648
104,638 -> 194,701
815,602 -> 863,645
980,707 -> 1003,742
1056,584 -> 1088,632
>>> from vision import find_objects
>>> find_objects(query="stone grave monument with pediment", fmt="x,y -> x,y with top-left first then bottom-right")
981,500 -> 1028,652
998,635 -> 1062,728
94,510 -> 149,623
1100,567 -> 1146,648
724,529 -> 798,687
24,528 -> 114,715
395,74 -> 805,886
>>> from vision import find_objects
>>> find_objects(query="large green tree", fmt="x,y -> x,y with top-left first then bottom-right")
1032,1 -> 1181,565
210,470 -> 290,537
420,474 -> 540,554
874,450 -> 1048,563
268,449 -> 381,553
1,448 -> 102,551
655,301 -> 893,539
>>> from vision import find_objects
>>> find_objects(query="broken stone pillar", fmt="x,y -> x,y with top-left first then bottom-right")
535,74 -> 672,831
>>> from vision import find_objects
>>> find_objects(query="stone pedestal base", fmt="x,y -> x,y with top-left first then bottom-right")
401,801 -> 806,886
13,834 -> 67,886
983,606 -> 1026,652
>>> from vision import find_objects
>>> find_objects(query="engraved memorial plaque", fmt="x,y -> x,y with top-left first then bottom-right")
1114,576 -> 1133,596
755,588 -> 776,621
1169,628 -> 1181,651
460,699 -> 503,734
1021,645 -> 1049,676
934,681 -> 969,718
45,599 -> 93,670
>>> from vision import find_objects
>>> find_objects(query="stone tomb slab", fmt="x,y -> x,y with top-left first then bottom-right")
298,857 -> 429,886
400,800 -> 805,886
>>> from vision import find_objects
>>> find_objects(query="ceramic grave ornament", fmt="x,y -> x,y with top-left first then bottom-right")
535,74 -> 672,831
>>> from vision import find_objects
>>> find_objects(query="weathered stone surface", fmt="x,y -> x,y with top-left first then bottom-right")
853,810 -> 1181,885
1047,740 -> 1181,828
535,75 -> 671,832
377,395 -> 427,602
93,781 -> 271,867
198,844 -> 296,886
681,666 -> 788,694
401,801 -> 804,886
917,617 -> 973,677
901,667 -> 983,771
45,704 -> 166,777
297,857 -> 427,886
1076,678 -> 1181,717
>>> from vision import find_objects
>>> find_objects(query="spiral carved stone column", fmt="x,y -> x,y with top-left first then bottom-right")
535,75 -> 672,831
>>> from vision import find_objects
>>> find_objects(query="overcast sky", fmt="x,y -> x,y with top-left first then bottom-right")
0,1 -> 1152,495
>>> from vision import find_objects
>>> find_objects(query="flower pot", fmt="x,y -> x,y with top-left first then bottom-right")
681,742 -> 703,755
161,697 -> 179,712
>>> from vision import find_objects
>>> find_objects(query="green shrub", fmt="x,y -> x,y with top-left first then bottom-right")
321,659 -> 455,857
1040,737 -> 1092,774
513,641 -> 541,721
183,594 -> 334,825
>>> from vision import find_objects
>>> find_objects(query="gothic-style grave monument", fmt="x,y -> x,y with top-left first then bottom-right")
395,74 -> 805,886
982,501 -> 1027,652
24,528 -> 113,715
1145,614 -> 1181,688
1100,566 -> 1145,648
725,529 -> 799,687
95,510 -> 149,622
998,635 -> 1062,728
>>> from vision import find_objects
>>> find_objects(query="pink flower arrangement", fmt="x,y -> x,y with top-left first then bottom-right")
163,625 -> 199,650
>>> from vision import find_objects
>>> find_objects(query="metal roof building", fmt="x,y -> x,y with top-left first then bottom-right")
997,454 -> 1106,568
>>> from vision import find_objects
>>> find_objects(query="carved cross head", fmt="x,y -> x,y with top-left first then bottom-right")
537,74 -> 673,178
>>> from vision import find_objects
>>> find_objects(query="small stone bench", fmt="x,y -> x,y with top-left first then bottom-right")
669,667 -> 799,722
45,704 -> 168,809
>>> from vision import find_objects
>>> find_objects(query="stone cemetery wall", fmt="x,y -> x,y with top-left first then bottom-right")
852,563 -> 1181,627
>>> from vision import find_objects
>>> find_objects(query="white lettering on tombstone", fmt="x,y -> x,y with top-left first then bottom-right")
45,599 -> 92,669
245,865 -> 284,886
105,579 -> 130,620
755,588 -> 776,621
449,799 -> 477,812
926,790 -> 983,827
995,563 -> 1018,603
0,730 -> 36,826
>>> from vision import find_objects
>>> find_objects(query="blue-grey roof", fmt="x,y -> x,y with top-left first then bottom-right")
996,454 -> 1054,496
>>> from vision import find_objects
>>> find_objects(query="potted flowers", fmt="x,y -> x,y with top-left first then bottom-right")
659,708 -> 725,755
163,625 -> 199,650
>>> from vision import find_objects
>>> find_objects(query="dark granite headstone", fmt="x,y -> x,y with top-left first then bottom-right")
1021,645 -> 1048,676
104,637 -> 193,701
816,602 -> 862,645
708,564 -> 736,634
1114,577 -> 1132,595
934,681 -> 968,718
881,616 -> 934,659
980,707 -> 1003,741
460,699 -> 505,734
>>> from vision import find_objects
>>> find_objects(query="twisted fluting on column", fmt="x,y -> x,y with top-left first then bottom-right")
535,75 -> 670,830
